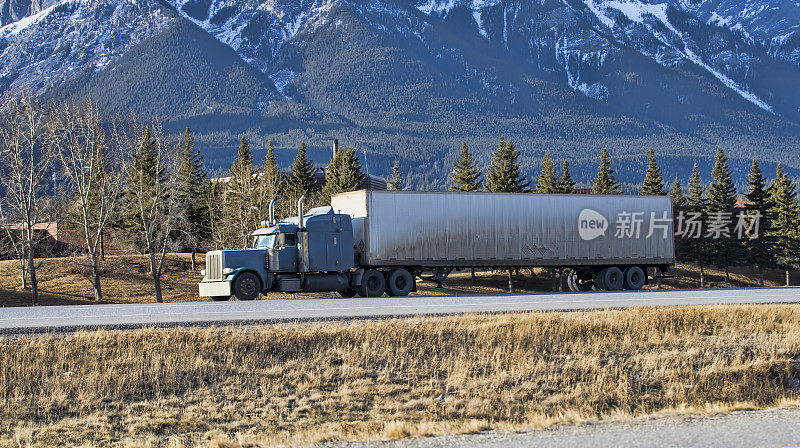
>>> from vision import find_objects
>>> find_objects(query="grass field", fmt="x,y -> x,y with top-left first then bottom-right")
2,254 -> 800,307
1,306 -> 799,447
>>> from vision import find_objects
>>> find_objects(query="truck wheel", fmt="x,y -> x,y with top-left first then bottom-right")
334,288 -> 358,298
210,296 -> 230,302
569,270 -> 593,292
233,272 -> 261,301
624,266 -> 646,290
358,269 -> 386,297
597,267 -> 624,291
386,269 -> 414,296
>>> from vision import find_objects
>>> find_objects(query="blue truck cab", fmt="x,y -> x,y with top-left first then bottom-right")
198,200 -> 356,301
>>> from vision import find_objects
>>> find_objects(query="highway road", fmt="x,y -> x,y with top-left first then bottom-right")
340,407 -> 800,448
1,287 -> 800,332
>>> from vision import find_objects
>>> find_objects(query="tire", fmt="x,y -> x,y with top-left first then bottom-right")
597,267 -> 624,291
566,270 -> 578,292
333,288 -> 358,298
569,270 -> 593,292
233,271 -> 261,301
385,269 -> 414,296
357,269 -> 386,297
210,296 -> 230,302
624,266 -> 646,290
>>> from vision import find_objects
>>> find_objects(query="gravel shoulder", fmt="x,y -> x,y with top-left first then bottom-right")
332,407 -> 800,448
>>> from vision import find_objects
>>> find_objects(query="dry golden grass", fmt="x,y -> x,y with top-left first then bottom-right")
2,254 -> 799,307
1,306 -> 799,447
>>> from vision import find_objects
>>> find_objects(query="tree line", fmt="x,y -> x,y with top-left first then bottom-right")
0,93 -> 385,306
450,136 -> 800,287
2,92 -> 799,306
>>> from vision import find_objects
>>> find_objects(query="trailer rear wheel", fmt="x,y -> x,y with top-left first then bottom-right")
358,269 -> 386,297
386,269 -> 414,296
597,267 -> 624,291
623,266 -> 646,290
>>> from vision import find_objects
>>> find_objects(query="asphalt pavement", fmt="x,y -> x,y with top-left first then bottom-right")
331,407 -> 800,448
1,287 -> 800,332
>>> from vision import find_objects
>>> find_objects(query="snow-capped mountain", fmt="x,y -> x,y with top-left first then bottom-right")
2,0 -> 800,186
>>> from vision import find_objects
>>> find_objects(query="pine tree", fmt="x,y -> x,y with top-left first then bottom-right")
641,148 -> 666,195
323,146 -> 365,201
744,159 -> 774,285
535,152 -> 559,193
684,163 -> 710,287
175,127 -> 209,270
558,160 -> 575,194
255,139 -> 282,224
669,176 -> 687,207
592,148 -> 622,194
388,159 -> 404,190
450,142 -> 482,191
706,147 -> 740,280
485,135 -> 530,193
290,142 -> 317,200
122,126 -> 164,241
227,136 -> 256,248
768,164 -> 800,286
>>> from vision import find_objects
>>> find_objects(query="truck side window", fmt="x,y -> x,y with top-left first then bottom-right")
284,234 -> 296,247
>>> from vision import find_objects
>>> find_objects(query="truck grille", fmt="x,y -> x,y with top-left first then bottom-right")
206,252 -> 223,281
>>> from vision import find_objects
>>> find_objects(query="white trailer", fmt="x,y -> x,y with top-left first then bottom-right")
331,190 -> 674,292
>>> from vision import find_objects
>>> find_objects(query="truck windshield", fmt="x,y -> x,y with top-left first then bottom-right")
253,234 -> 277,249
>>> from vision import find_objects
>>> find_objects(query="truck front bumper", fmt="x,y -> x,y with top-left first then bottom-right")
198,279 -> 232,297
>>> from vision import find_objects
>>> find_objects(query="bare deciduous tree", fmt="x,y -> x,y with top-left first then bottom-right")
0,90 -> 51,306
122,119 -> 185,303
51,98 -> 123,302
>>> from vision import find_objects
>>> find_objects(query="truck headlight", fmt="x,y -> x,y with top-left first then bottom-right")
223,267 -> 234,275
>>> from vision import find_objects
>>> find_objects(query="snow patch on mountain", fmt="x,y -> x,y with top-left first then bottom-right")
583,0 -> 773,112
269,69 -> 298,99
0,0 -> 72,37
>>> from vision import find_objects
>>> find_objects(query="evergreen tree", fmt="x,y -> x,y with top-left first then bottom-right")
744,159 -> 774,285
706,146 -> 740,280
175,128 -> 209,270
323,146 -> 366,201
290,142 -> 317,200
255,139 -> 283,224
641,148 -> 666,195
669,176 -> 687,207
122,126 -> 164,241
535,152 -> 559,193
592,147 -> 622,194
683,163 -> 710,287
768,164 -> 800,286
388,159 -> 404,190
227,136 -> 256,248
450,142 -> 482,191
485,135 -> 530,193
558,160 -> 575,194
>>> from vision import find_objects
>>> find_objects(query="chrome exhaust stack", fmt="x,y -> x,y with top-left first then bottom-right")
298,195 -> 305,229
268,199 -> 275,226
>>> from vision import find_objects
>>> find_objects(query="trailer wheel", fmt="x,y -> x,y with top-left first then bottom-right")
597,267 -> 624,291
210,296 -> 230,302
623,266 -> 646,290
386,269 -> 414,296
358,269 -> 386,297
233,271 -> 260,301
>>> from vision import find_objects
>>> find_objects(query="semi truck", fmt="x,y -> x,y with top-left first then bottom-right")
198,190 -> 674,300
